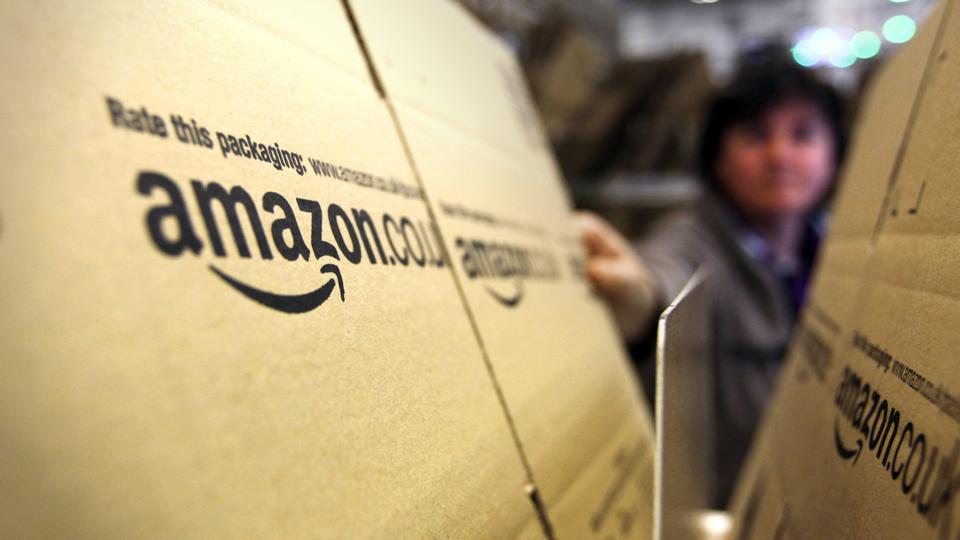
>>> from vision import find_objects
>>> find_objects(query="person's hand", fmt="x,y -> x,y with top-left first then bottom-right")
575,211 -> 660,342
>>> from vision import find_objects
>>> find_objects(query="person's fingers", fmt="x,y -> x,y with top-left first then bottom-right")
585,255 -> 659,342
584,257 -> 634,298
581,225 -> 612,257
574,212 -> 612,256
574,211 -> 632,258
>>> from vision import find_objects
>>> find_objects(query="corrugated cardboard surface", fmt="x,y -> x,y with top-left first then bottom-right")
0,1 -> 539,536
789,0 -> 943,368
729,2 -> 960,538
1,0 -> 656,538
346,1 -> 656,538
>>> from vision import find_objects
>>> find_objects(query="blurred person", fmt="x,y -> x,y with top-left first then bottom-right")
576,55 -> 846,508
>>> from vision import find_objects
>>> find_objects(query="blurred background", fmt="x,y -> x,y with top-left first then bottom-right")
456,0 -> 936,235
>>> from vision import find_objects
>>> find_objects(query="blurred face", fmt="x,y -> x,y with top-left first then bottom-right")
714,99 -> 836,219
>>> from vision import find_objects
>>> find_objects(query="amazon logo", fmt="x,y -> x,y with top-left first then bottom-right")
832,363 -> 960,535
454,236 -> 560,308
833,417 -> 864,465
136,171 -> 446,313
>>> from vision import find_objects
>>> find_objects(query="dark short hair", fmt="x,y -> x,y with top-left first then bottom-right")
697,52 -> 847,192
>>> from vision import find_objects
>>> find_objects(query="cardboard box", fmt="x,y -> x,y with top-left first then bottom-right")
0,1 -> 538,536
0,0 -> 655,537
525,20 -> 610,145
345,1 -> 657,537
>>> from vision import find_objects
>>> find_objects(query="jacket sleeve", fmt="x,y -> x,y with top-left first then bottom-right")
634,208 -> 711,309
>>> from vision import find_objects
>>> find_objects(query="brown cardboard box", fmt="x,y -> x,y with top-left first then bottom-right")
0,1 -> 539,537
525,22 -> 610,145
345,1 -> 657,538
0,0 -> 655,538
555,54 -> 708,179
729,2 -> 960,538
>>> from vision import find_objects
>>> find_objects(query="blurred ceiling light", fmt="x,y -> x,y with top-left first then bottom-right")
828,44 -> 857,68
791,40 -> 819,67
690,0 -> 719,4
809,28 -> 842,58
697,511 -> 733,539
883,15 -> 917,43
851,30 -> 882,58
889,0 -> 911,3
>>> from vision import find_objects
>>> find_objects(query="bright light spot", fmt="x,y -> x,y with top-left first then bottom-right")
851,31 -> 882,58
809,28 -> 841,57
883,15 -> 917,43
698,511 -> 733,538
889,0 -> 911,3
792,40 -> 819,67
691,0 -> 719,4
829,44 -> 857,68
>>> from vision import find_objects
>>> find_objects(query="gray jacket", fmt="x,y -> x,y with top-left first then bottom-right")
635,195 -> 802,508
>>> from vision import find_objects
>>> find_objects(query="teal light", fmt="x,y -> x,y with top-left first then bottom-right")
792,41 -> 819,67
809,28 -> 840,56
851,31 -> 882,58
829,45 -> 857,68
883,15 -> 917,43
